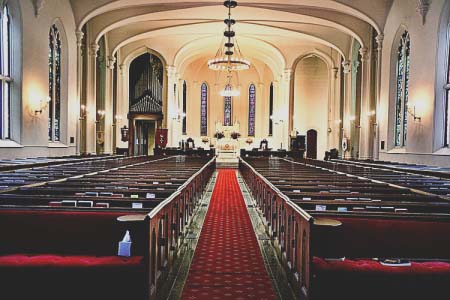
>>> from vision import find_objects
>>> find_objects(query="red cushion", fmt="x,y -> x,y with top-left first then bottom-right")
0,254 -> 144,268
312,257 -> 450,300
313,257 -> 450,275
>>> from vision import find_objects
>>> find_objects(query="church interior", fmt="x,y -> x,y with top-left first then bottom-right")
1,0 -> 450,299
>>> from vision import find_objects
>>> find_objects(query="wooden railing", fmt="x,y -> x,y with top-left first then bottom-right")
240,158 -> 313,300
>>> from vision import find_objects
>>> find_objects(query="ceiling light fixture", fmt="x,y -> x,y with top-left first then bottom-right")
207,0 -> 250,72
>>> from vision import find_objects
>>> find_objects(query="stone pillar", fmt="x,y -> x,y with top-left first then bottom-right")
166,66 -> 177,147
75,30 -> 84,155
280,69 -> 292,150
342,60 -> 352,158
103,56 -> 116,154
374,34 -> 384,160
85,42 -> 99,154
329,66 -> 340,150
358,47 -> 373,159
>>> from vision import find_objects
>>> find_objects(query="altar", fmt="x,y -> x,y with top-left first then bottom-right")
215,122 -> 240,169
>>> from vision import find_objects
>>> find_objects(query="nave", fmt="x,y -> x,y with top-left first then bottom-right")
1,153 -> 450,299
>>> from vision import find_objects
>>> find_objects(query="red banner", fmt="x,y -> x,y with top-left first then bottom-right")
156,128 -> 168,149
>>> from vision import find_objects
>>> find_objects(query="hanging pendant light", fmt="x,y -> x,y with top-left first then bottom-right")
208,0 -> 250,72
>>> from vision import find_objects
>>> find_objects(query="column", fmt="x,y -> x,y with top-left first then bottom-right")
341,59 -> 352,158
75,30 -> 84,155
103,55 -> 116,154
166,66 -> 177,147
358,47 -> 373,159
280,69 -> 292,150
374,34 -> 384,160
85,42 -> 99,154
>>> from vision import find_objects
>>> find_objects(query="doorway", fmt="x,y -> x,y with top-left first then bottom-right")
134,120 -> 156,156
306,129 -> 317,159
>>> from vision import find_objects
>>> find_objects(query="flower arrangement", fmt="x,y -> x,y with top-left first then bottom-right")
230,132 -> 241,139
214,131 -> 225,139
245,137 -> 253,145
201,136 -> 209,143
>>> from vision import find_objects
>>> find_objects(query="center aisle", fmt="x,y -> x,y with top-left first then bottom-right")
181,169 -> 277,300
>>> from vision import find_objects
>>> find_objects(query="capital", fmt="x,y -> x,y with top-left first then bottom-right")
107,56 -> 116,69
375,34 -> 384,52
359,47 -> 370,62
89,43 -> 99,57
166,65 -> 177,78
76,31 -> 85,48
342,60 -> 351,74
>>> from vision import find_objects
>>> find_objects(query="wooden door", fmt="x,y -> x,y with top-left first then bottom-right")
306,129 -> 317,159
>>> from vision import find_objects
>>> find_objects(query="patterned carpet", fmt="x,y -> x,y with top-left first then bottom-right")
181,169 -> 277,300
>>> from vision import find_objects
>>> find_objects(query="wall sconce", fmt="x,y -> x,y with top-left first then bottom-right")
34,96 -> 50,115
172,112 -> 186,122
97,109 -> 106,121
80,104 -> 87,119
348,116 -> 361,128
270,115 -> 284,125
408,106 -> 422,122
367,110 -> 376,117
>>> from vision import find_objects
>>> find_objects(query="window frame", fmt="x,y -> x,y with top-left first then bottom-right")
0,5 -> 11,140
48,24 -> 62,142
248,83 -> 256,136
200,82 -> 208,136
394,31 -> 410,148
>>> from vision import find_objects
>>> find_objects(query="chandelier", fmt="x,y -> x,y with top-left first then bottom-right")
208,0 -> 250,72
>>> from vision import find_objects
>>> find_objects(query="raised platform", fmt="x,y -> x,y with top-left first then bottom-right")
216,155 -> 239,169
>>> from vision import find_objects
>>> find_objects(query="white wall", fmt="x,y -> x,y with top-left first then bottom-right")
0,0 -> 78,159
378,0 -> 450,166
293,56 -> 330,158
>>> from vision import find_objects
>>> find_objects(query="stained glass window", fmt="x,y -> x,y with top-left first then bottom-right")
182,81 -> 186,135
445,26 -> 450,146
248,84 -> 256,136
394,31 -> 410,147
269,82 -> 274,136
224,85 -> 232,126
48,24 -> 61,142
0,5 -> 11,140
200,83 -> 208,136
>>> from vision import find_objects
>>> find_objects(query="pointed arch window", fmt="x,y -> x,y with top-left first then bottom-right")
182,81 -> 187,135
248,84 -> 256,136
224,85 -> 232,126
394,31 -> 410,147
48,24 -> 62,142
445,26 -> 450,146
0,5 -> 11,140
269,82 -> 274,136
200,83 -> 208,136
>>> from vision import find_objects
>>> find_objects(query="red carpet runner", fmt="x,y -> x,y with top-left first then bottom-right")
181,169 -> 277,300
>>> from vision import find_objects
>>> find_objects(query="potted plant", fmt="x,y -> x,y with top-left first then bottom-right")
214,131 -> 225,139
230,132 -> 241,140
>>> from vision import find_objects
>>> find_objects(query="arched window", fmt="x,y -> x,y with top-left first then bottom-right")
200,83 -> 208,136
182,81 -> 187,135
445,25 -> 450,146
269,82 -> 274,136
48,24 -> 62,142
0,5 -> 11,140
224,85 -> 232,126
394,31 -> 410,147
248,84 -> 256,136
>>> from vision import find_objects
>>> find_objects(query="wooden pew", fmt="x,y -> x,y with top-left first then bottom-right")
240,157 -> 450,300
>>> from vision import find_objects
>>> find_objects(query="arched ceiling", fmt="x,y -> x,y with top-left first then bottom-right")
75,0 -> 392,76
